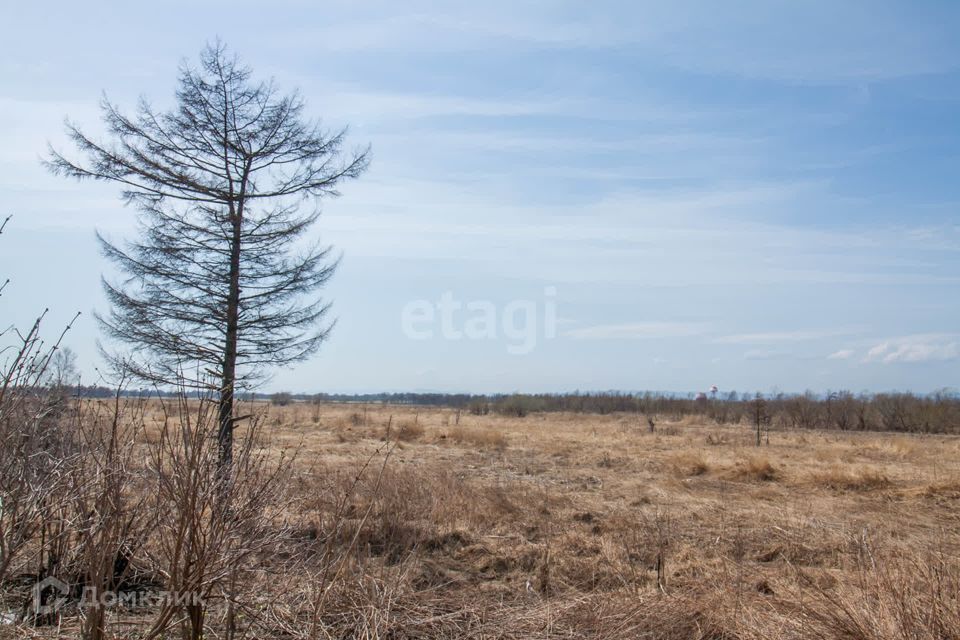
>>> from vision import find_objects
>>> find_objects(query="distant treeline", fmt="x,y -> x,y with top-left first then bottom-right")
266,389 -> 960,435
69,384 -> 119,398
71,386 -> 960,435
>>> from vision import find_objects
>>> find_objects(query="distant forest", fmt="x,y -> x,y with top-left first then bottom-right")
67,385 -> 959,434
273,389 -> 960,434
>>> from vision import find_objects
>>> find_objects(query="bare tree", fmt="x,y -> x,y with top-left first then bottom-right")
46,43 -> 369,467
751,393 -> 767,447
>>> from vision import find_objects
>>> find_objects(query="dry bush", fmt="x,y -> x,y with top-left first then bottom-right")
669,450 -> 710,477
705,432 -> 730,446
65,394 -> 152,640
811,466 -> 892,492
1,389 -> 157,638
727,455 -> 781,482
391,420 -> 424,442
0,291 -> 80,591
141,393 -> 293,640
0,385 -> 295,640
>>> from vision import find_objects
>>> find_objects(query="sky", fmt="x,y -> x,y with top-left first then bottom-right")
1,1 -> 959,395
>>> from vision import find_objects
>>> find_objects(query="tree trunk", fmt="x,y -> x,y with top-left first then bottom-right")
218,207 -> 243,471
186,602 -> 204,640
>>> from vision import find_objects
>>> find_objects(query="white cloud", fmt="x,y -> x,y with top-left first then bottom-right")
563,322 -> 709,340
304,85 -> 714,129
863,335 -> 960,364
282,2 -> 960,83
715,328 -> 861,344
827,349 -> 855,360
320,178 -> 960,288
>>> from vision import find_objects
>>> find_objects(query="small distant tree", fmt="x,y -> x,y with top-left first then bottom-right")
826,390 -> 855,431
468,400 -> 490,416
48,346 -> 80,389
46,43 -> 369,469
785,391 -> 819,430
270,391 -> 293,407
751,394 -> 767,446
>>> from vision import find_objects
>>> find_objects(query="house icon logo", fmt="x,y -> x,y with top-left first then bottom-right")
32,577 -> 69,616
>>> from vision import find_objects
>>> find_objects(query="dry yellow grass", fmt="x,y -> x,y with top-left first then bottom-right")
228,401 -> 960,638
20,399 -> 960,639
447,424 -> 508,449
668,450 -> 711,476
810,464 -> 892,491
390,418 -> 425,442
726,454 -> 781,482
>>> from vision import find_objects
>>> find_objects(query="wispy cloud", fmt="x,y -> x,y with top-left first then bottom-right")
284,3 -> 960,82
714,328 -> 861,344
564,322 -> 709,340
827,349 -> 855,360
864,334 -> 960,364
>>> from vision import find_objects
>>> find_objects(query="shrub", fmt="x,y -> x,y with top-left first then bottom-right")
270,391 -> 294,406
727,455 -> 780,482
669,451 -> 710,477
393,420 -> 424,442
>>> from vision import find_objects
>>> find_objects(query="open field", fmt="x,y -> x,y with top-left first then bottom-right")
4,399 -> 960,639
244,402 -> 960,638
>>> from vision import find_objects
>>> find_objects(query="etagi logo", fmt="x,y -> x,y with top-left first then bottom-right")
401,287 -> 557,355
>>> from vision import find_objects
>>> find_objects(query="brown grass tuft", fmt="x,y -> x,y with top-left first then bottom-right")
727,455 -> 781,482
798,552 -> 960,639
812,465 -> 892,491
393,419 -> 425,442
921,478 -> 960,499
450,426 -> 507,450
669,450 -> 710,477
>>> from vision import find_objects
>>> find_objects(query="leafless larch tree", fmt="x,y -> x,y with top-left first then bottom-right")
46,43 -> 369,468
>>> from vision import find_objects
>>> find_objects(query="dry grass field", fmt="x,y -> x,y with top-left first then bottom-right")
236,401 -> 960,638
5,398 -> 960,639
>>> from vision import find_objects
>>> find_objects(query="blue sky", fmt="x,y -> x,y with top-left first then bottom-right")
2,1 -> 959,394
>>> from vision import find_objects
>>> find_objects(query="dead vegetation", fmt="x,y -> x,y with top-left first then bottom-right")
448,425 -> 508,450
727,455 -> 781,482
3,400 -> 960,639
811,465 -> 893,492
669,450 -> 711,477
